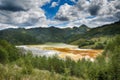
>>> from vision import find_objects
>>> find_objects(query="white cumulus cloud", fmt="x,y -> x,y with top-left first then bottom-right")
0,0 -> 120,29
51,2 -> 58,7
0,0 -> 50,29
55,0 -> 120,27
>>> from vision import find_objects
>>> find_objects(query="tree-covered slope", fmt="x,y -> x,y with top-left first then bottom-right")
68,21 -> 120,46
0,21 -> 119,45
0,25 -> 89,44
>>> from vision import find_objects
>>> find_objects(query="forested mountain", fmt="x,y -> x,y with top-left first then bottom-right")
67,21 -> 120,43
0,21 -> 120,45
0,25 -> 89,44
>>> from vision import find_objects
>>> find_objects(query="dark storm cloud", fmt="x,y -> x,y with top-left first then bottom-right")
0,0 -> 30,11
114,11 -> 120,19
115,5 -> 120,9
115,2 -> 120,9
0,4 -> 27,12
55,16 -> 69,21
88,5 -> 100,15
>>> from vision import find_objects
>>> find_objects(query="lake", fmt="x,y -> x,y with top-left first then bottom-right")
17,43 -> 103,61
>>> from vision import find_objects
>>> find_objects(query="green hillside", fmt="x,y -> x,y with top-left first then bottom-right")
0,25 -> 89,45
0,21 -> 120,48
68,21 -> 120,48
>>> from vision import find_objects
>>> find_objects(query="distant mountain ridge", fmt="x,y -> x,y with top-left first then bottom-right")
0,25 -> 89,44
0,21 -> 120,45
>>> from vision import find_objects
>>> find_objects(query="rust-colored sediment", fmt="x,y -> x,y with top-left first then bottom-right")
44,47 -> 103,61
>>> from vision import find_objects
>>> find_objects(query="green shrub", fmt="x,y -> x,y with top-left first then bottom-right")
93,42 -> 104,49
78,40 -> 94,48
0,47 -> 8,64
0,40 -> 20,63
104,35 -> 120,80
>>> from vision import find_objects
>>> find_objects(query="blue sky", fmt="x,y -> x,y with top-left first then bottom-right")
42,0 -> 76,19
0,0 -> 119,29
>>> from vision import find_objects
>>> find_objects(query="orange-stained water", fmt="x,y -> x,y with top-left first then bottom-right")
28,44 -> 103,61
44,47 -> 103,61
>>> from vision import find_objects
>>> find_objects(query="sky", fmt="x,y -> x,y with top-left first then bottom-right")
0,0 -> 120,29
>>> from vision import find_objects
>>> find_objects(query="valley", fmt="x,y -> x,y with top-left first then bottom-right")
0,0 -> 120,79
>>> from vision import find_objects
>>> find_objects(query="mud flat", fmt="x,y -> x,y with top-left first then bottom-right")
17,43 -> 103,61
